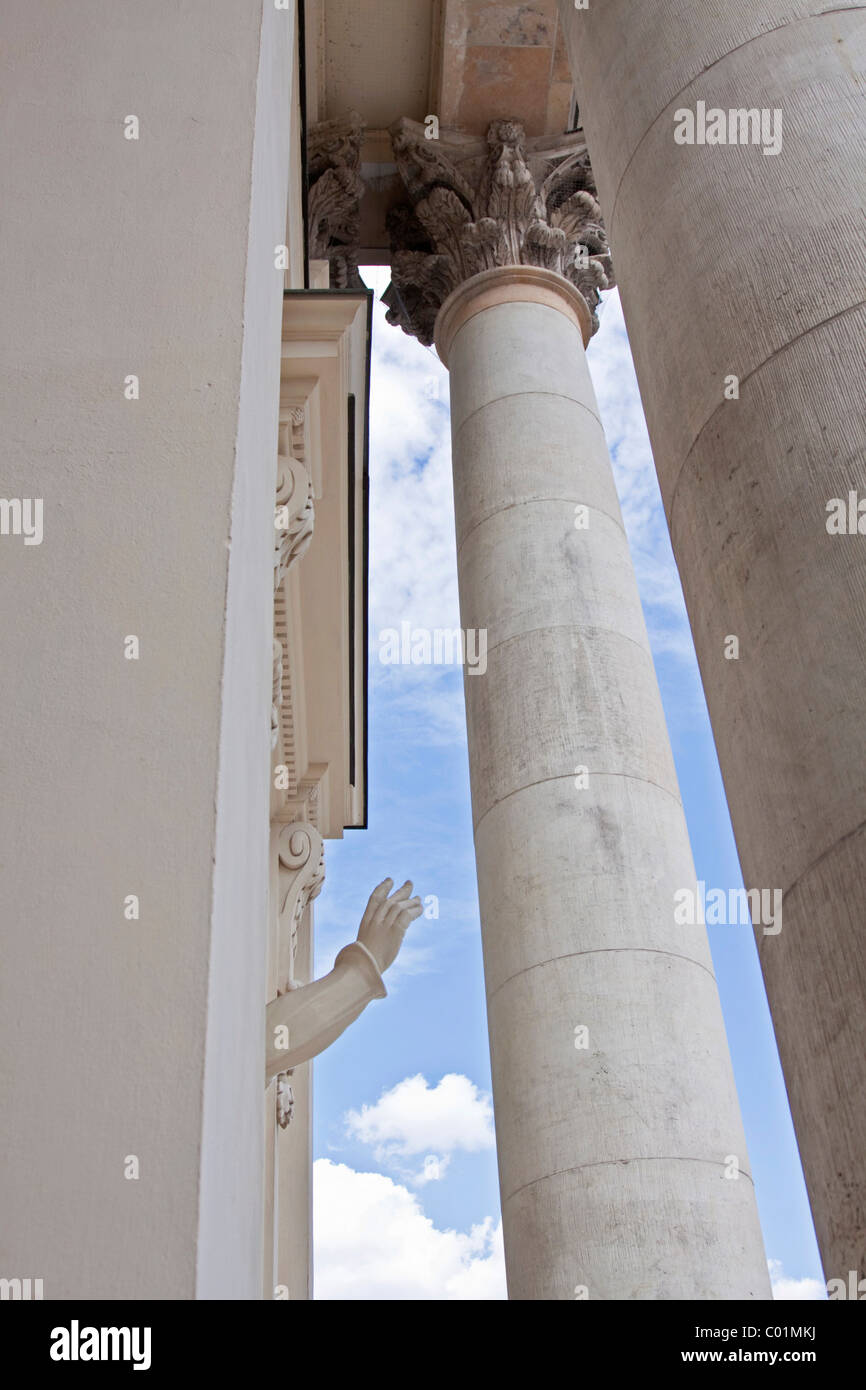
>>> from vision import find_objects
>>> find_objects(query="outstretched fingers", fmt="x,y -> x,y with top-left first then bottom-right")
383,881 -> 414,926
393,896 -> 423,931
361,877 -> 394,929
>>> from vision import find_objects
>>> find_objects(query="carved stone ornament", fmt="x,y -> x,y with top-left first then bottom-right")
276,1070 -> 295,1129
274,432 -> 315,590
307,112 -> 366,289
276,822 -> 325,994
384,118 -> 615,347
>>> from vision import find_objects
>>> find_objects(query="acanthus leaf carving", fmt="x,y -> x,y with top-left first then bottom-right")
307,112 -> 366,289
384,118 -> 615,347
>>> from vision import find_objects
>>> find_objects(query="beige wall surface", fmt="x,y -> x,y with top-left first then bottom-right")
0,1 -> 293,1298
197,2 -> 296,1300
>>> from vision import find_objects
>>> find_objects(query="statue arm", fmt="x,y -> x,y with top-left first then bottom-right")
266,941 -> 385,1078
265,879 -> 422,1080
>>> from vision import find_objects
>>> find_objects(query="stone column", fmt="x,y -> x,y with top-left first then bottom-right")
386,120 -> 770,1299
556,0 -> 866,1281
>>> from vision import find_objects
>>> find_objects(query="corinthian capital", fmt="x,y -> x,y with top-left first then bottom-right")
307,112 -> 366,289
384,118 -> 614,347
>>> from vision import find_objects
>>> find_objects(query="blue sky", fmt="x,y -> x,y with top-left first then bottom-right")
310,266 -> 826,1300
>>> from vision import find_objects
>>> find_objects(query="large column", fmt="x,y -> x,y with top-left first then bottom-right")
386,120 -> 770,1299
557,0 -> 866,1280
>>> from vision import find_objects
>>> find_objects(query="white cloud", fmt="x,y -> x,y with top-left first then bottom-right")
344,1072 -> 495,1183
415,1154 -> 447,1185
314,1159 -> 506,1300
768,1258 -> 826,1300
314,1194 -> 826,1303
364,266 -> 458,641
360,266 -> 469,751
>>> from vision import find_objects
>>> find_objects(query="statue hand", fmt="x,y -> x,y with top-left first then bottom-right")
356,879 -> 423,974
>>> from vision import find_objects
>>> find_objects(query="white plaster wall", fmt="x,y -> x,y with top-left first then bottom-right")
0,1 -> 291,1298
197,1 -> 294,1301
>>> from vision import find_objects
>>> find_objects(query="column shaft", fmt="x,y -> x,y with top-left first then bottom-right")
557,0 -> 866,1278
441,270 -> 770,1299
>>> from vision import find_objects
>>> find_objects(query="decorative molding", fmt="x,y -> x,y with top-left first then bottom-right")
275,762 -> 330,833
271,396 -> 314,786
272,590 -> 304,797
384,118 -> 614,347
279,381 -> 322,498
276,1070 -> 295,1130
434,263 -> 593,364
276,822 -> 325,995
308,112 -> 366,289
271,638 -> 284,752
286,405 -> 307,467
274,443 -> 315,591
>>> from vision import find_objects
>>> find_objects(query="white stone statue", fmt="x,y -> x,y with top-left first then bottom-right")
265,878 -> 422,1080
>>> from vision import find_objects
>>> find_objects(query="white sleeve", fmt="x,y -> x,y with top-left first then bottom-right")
265,942 -> 387,1079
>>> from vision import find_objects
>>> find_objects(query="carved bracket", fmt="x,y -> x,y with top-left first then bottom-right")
274,444 -> 315,590
277,762 -> 330,833
276,822 -> 325,995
